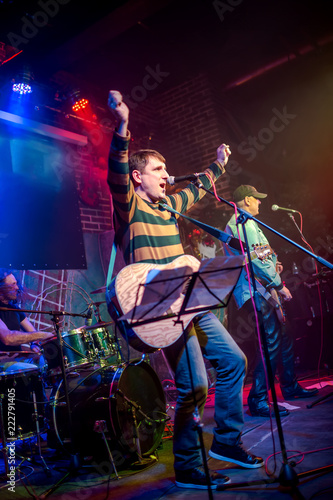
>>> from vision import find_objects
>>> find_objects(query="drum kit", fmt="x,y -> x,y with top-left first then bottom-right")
0,295 -> 167,482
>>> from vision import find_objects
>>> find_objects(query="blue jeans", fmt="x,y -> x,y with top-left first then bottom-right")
246,296 -> 297,410
164,312 -> 247,471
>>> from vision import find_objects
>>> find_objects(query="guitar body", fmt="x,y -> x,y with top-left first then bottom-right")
107,245 -> 273,352
111,255 -> 201,352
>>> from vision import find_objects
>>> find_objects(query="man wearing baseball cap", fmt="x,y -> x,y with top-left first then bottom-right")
223,185 -> 318,418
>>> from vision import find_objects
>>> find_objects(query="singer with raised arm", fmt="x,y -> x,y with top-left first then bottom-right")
105,91 -> 263,490
224,185 -> 319,418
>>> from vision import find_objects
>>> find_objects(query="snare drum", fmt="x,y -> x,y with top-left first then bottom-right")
0,364 -> 46,440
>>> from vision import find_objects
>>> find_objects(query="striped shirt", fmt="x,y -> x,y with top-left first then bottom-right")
107,131 -> 225,265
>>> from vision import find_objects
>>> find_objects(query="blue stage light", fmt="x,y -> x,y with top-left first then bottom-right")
12,82 -> 33,95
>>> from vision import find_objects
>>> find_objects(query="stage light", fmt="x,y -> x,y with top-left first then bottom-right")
69,88 -> 89,112
12,82 -> 32,94
12,66 -> 34,95
72,98 -> 89,112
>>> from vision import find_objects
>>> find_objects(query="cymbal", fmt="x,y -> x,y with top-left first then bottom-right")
0,351 -> 37,356
90,286 -> 106,295
0,351 -> 42,363
84,320 -> 114,331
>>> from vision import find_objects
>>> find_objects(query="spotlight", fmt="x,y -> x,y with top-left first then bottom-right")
12,82 -> 32,94
69,88 -> 89,112
72,98 -> 89,112
12,66 -> 34,95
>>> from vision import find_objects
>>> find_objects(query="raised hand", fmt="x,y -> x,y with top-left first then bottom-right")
108,90 -> 129,125
217,143 -> 231,165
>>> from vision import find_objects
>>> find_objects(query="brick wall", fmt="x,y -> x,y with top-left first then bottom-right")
145,73 -> 233,243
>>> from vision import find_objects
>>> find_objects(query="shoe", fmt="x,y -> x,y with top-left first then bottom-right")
282,385 -> 319,400
248,402 -> 290,418
208,441 -> 264,469
175,466 -> 230,490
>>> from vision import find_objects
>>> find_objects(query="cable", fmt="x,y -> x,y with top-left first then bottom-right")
265,446 -> 333,477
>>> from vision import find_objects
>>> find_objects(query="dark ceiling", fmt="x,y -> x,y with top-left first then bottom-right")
1,0 -> 333,104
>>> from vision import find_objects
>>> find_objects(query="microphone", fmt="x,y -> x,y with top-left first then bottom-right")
271,204 -> 298,213
167,172 -> 205,186
85,304 -> 94,326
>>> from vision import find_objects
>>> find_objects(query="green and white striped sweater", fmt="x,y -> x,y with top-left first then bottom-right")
107,131 -> 225,266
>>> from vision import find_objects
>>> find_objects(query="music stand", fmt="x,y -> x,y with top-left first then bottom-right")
116,255 -> 245,498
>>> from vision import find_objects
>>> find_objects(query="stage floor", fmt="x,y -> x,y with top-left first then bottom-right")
1,370 -> 333,500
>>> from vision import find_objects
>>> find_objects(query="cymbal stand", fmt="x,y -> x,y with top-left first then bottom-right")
93,302 -> 104,323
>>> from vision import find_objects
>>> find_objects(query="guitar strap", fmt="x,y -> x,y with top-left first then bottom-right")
105,240 -> 117,309
106,242 -> 117,287
106,210 -> 121,299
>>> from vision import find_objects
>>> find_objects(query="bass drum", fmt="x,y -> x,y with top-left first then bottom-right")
51,361 -> 166,461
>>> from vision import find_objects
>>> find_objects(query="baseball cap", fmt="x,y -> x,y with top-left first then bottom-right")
233,185 -> 267,203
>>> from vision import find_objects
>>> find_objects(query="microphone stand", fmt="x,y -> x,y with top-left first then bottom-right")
182,181 -> 333,494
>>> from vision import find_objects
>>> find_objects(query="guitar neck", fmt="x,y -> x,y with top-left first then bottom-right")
244,244 -> 273,264
247,250 -> 265,263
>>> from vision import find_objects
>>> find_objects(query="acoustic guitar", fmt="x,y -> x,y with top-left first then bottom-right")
107,244 -> 273,352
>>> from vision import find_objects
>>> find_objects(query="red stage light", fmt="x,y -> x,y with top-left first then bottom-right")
72,98 -> 89,112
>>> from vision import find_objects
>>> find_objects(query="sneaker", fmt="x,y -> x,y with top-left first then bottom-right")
175,466 -> 230,490
248,402 -> 290,417
209,441 -> 264,469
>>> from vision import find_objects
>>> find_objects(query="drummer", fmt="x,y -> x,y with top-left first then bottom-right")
0,268 -> 54,372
